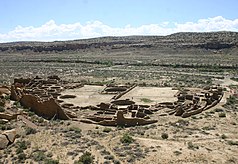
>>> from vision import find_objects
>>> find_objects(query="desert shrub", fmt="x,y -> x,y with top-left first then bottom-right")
31,150 -> 58,163
13,101 -> 22,108
38,117 -> 44,123
0,106 -> 5,112
221,134 -> 228,139
4,95 -> 10,100
113,159 -> 121,164
173,150 -> 182,156
140,98 -> 153,103
227,140 -> 238,146
44,158 -> 59,164
161,133 -> 169,139
202,126 -> 215,131
69,126 -> 82,134
32,150 -> 47,161
226,95 -> 237,105
219,112 -> 226,117
28,111 -> 35,116
103,127 -> 112,133
18,153 -> 26,161
214,108 -> 224,112
25,127 -> 37,135
74,151 -> 93,164
0,99 -> 5,107
187,141 -> 199,150
16,140 -> 28,154
120,133 -> 134,144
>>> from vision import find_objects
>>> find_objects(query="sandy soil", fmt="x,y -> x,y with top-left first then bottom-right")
120,87 -> 178,105
60,85 -> 115,107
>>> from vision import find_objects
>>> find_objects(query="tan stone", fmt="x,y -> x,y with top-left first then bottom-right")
2,129 -> 16,143
20,94 -> 70,120
0,113 -> 18,121
0,134 -> 9,149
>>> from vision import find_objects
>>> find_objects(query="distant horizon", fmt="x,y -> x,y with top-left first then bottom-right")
1,0 -> 238,43
0,30 -> 237,44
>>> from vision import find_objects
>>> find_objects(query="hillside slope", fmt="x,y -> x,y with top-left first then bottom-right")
0,31 -> 238,53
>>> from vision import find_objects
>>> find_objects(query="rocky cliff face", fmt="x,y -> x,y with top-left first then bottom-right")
0,31 -> 237,53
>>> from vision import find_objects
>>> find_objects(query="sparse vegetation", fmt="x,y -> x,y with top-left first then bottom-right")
161,133 -> 169,139
16,141 -> 28,154
219,112 -> 226,117
13,101 -> 22,108
214,108 -> 224,112
103,127 -> 112,133
120,133 -> 134,144
187,141 -> 199,150
140,98 -> 153,103
69,126 -> 82,134
74,151 -> 93,164
227,140 -> 238,146
173,150 -> 182,156
31,150 -> 47,161
25,127 -> 37,135
17,153 -> 26,161
221,134 -> 228,139
0,32 -> 238,164
0,106 -> 5,112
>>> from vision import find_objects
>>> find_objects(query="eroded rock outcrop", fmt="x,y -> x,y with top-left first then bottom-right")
0,113 -> 18,121
0,129 -> 17,149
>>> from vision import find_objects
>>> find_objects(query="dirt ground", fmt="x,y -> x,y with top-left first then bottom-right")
60,85 -> 115,107
1,83 -> 238,164
120,87 -> 178,105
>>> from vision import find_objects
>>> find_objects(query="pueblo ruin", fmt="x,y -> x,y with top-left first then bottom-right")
5,75 -> 223,127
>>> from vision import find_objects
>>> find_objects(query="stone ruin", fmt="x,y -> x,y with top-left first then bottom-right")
154,86 -> 223,118
82,99 -> 158,127
10,76 -> 80,120
82,86 -> 223,126
101,84 -> 137,100
3,76 -> 224,127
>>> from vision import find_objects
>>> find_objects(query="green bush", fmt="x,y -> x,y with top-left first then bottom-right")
161,133 -> 169,139
0,99 -> 5,107
18,153 -> 26,161
16,141 -> 28,154
44,158 -> 59,164
13,101 -> 22,108
74,151 -> 93,164
103,127 -> 112,133
25,127 -> 37,135
69,127 -> 82,134
120,133 -> 134,144
226,95 -> 237,105
140,98 -> 153,103
0,106 -> 5,112
32,150 -> 47,161
187,141 -> 199,150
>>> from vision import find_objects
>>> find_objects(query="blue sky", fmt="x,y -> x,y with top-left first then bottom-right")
0,0 -> 238,42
